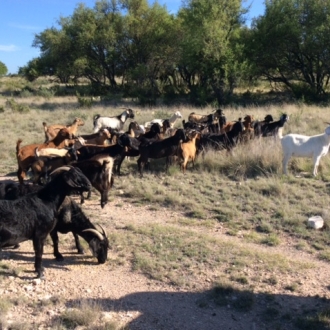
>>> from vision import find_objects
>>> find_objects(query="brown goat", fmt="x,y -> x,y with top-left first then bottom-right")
178,131 -> 200,173
240,115 -> 254,142
79,128 -> 111,145
43,117 -> 84,142
16,128 -> 75,184
220,115 -> 251,134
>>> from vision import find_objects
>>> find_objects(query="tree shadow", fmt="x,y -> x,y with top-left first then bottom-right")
64,287 -> 330,330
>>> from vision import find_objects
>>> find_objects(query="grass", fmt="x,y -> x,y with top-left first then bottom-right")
2,76 -> 330,329
59,299 -> 101,328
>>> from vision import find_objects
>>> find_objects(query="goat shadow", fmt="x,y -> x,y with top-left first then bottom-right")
0,248 -> 98,280
63,287 -> 330,330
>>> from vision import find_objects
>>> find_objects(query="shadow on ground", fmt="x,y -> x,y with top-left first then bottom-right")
64,287 -> 330,330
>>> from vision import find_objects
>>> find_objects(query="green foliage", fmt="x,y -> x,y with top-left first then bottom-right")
0,61 -> 8,76
247,0 -> 330,99
76,92 -> 94,108
178,0 -> 246,104
5,98 -> 30,113
18,58 -> 42,82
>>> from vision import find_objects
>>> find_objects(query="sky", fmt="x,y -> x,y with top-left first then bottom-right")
0,0 -> 265,75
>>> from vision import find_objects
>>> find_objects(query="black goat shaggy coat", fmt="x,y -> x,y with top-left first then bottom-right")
199,120 -> 244,153
51,196 -> 108,263
0,167 -> 91,278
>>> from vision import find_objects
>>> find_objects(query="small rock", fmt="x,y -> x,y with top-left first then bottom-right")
308,216 -> 324,229
32,279 -> 41,286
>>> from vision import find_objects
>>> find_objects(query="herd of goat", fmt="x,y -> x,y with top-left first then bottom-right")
2,106 -> 330,278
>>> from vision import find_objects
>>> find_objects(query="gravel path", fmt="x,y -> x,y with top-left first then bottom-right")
0,186 -> 330,329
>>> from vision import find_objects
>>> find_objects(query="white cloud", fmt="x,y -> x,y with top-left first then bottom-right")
0,45 -> 19,52
8,23 -> 41,31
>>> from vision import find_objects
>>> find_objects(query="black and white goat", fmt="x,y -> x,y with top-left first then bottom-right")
93,108 -> 135,133
256,114 -> 289,138
0,166 -> 91,278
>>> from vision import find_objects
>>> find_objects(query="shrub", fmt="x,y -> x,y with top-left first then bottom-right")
5,98 -> 30,113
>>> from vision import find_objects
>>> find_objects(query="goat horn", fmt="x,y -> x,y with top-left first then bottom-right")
82,229 -> 104,241
96,224 -> 107,237
50,166 -> 72,176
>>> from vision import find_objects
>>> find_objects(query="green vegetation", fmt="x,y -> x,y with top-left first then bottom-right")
1,75 -> 330,329
14,0 -> 330,105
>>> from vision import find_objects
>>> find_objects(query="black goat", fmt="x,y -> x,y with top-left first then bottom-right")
252,114 -> 274,138
116,123 -> 162,176
0,166 -> 91,278
198,119 -> 244,153
51,196 -> 108,263
257,114 -> 289,138
0,180 -> 40,200
71,157 -> 114,208
0,182 -> 108,264
137,129 -> 186,176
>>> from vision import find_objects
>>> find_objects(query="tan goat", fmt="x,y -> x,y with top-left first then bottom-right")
43,117 -> 84,142
79,128 -> 111,145
16,127 -> 76,184
178,130 -> 200,173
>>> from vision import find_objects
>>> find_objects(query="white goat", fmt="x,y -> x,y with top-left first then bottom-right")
144,111 -> 182,130
281,126 -> 330,176
93,109 -> 135,133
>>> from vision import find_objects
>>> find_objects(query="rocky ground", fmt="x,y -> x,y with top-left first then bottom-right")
0,183 -> 330,330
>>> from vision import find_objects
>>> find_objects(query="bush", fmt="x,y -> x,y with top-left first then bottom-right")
76,92 -> 93,108
5,98 -> 30,113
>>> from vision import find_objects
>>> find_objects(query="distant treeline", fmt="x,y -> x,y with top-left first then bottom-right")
18,0 -> 330,105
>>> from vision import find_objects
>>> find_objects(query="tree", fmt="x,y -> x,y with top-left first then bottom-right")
177,0 -> 246,104
119,0 -> 181,99
247,0 -> 330,100
19,58 -> 42,81
0,61 -> 8,76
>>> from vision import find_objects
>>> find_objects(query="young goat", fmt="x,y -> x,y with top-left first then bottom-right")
144,111 -> 182,130
43,117 -> 84,142
79,128 -> 111,145
281,125 -> 330,176
16,128 -> 77,184
178,130 -> 200,173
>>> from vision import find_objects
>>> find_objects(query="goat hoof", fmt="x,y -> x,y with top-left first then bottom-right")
78,249 -> 85,255
12,244 -> 20,249
37,273 -> 45,280
55,255 -> 64,262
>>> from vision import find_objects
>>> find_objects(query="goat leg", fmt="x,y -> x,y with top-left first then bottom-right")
49,230 -> 64,261
73,233 -> 84,254
32,237 -> 45,278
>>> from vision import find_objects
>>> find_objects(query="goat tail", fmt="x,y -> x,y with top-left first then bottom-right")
93,114 -> 101,122
16,139 -> 23,154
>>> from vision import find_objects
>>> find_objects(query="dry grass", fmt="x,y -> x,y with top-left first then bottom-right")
2,76 -> 330,329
